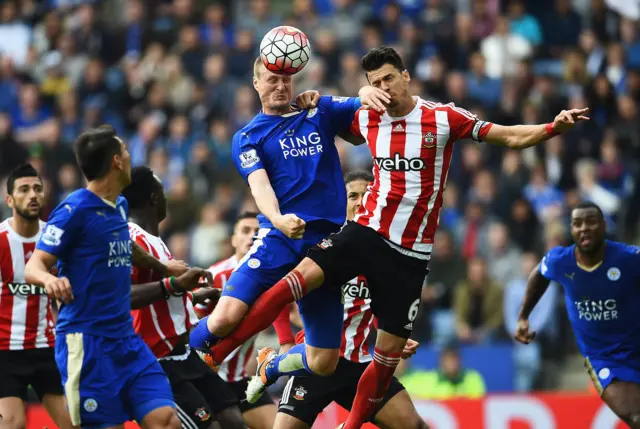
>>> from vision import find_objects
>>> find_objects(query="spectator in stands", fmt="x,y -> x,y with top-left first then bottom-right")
487,222 -> 522,287
421,230 -> 466,345
398,344 -> 486,400
454,257 -> 504,344
504,252 -> 557,391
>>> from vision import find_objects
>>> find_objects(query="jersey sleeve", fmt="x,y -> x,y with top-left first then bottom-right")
445,103 -> 493,142
129,232 -> 150,285
319,95 -> 362,133
232,131 -> 264,183
539,248 -> 560,281
349,108 -> 365,139
36,202 -> 81,258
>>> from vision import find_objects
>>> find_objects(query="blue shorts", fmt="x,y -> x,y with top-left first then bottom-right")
224,221 -> 344,349
586,357 -> 640,395
55,333 -> 175,428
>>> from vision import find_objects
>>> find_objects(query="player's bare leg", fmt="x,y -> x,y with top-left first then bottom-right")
0,398 -> 25,429
140,406 -> 181,429
214,406 -> 246,429
207,296 -> 250,337
242,404 -> 277,429
210,258 -> 325,364
339,330 -> 406,429
372,390 -> 428,429
601,380 -> 640,428
41,393 -> 77,429
273,412 -> 311,429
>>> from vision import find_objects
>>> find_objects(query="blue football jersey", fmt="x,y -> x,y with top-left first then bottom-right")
232,95 -> 361,228
37,188 -> 134,338
540,241 -> 640,366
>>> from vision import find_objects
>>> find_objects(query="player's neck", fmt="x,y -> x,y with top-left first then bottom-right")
386,94 -> 416,118
130,212 -> 159,236
87,177 -> 122,205
262,104 -> 294,116
9,215 -> 39,239
575,243 -> 606,268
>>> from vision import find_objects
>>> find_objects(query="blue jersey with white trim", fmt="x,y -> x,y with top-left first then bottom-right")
540,241 -> 640,367
37,188 -> 134,338
232,96 -> 361,228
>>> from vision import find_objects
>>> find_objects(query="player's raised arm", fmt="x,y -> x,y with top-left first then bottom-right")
482,108 -> 590,149
514,263 -> 552,344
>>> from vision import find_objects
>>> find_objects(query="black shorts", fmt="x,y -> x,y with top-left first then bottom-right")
227,378 -> 276,414
160,349 -> 239,429
277,358 -> 405,426
0,348 -> 63,400
307,221 -> 429,338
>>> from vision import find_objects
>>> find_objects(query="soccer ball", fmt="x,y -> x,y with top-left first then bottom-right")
260,26 -> 311,76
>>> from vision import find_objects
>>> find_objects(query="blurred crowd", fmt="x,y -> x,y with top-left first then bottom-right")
1,0 -> 639,393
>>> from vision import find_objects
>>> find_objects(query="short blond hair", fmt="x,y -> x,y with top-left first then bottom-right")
253,57 -> 264,79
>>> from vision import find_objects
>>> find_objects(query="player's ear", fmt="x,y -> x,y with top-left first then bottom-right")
402,70 -> 410,86
5,194 -> 13,209
253,76 -> 259,92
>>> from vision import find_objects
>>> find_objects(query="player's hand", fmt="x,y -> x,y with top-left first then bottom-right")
551,108 -> 590,133
166,259 -> 189,277
514,319 -> 536,344
402,339 -> 419,359
175,268 -> 213,292
44,276 -> 74,303
296,90 -> 321,109
190,287 -> 221,306
274,214 -> 306,239
358,86 -> 390,113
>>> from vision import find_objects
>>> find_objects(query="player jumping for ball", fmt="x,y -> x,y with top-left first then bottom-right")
203,47 -> 589,428
274,170 -> 428,429
25,125 -> 188,429
516,201 -> 640,429
188,57 -> 387,385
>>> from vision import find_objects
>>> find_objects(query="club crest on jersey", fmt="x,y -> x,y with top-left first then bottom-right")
307,108 -> 318,118
293,386 -> 307,400
423,132 -> 436,148
194,407 -> 211,421
598,368 -> 611,380
83,398 -> 98,412
607,267 -> 621,281
248,258 -> 261,269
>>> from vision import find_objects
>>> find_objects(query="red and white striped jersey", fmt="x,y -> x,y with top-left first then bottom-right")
351,97 -> 492,255
0,218 -> 55,351
206,256 -> 256,382
341,275 -> 374,363
129,222 -> 198,359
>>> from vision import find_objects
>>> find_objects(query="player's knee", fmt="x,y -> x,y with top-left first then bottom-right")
627,412 -> 640,429
296,258 -> 325,290
306,350 -> 339,376
2,413 -> 26,429
208,312 -> 241,337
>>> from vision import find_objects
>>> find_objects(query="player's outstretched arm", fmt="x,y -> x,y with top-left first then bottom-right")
483,108 -> 590,150
25,249 -> 74,303
514,264 -> 551,344
131,241 -> 188,277
130,268 -> 213,310
247,169 -> 306,239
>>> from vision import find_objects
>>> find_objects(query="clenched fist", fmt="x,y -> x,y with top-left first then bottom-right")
44,276 -> 73,303
514,319 -> 536,345
274,214 -> 306,239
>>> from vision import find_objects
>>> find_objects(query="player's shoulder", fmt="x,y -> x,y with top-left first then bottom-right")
232,122 -> 258,146
608,240 -> 640,260
422,99 -> 477,118
541,245 -> 573,273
